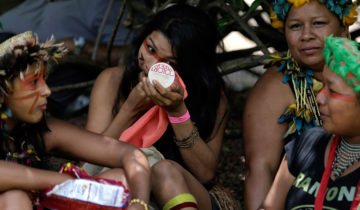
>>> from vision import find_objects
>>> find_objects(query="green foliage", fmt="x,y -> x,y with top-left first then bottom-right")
246,0 -> 264,16
217,15 -> 233,34
222,145 -> 231,152
226,0 -> 245,10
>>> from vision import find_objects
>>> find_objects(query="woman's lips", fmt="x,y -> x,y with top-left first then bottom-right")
300,47 -> 321,55
319,112 -> 328,121
40,103 -> 47,110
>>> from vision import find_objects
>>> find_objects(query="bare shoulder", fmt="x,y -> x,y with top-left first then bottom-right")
244,66 -> 295,111
94,66 -> 125,91
87,66 -> 126,132
242,66 -> 295,170
90,66 -> 125,104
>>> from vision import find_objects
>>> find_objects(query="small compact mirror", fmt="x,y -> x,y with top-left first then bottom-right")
148,62 -> 175,88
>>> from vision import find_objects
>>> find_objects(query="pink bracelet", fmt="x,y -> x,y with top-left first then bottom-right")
168,110 -> 190,124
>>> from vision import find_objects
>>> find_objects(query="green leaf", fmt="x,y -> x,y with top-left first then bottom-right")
217,13 -> 234,34
0,22 -> 2,29
246,0 -> 264,16
222,145 -> 230,152
235,0 -> 245,10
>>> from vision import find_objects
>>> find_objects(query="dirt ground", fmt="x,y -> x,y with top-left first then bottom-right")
61,88 -> 248,209
214,89 -> 248,208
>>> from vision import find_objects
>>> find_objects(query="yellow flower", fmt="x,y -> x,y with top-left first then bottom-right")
271,20 -> 284,30
270,8 -> 277,20
287,0 -> 309,8
343,4 -> 358,26
270,9 -> 284,31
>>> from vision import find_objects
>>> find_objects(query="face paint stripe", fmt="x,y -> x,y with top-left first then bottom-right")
19,70 -> 45,91
143,39 -> 168,63
28,92 -> 39,114
13,92 -> 38,100
320,88 -> 357,102
13,92 -> 40,114
13,69 -> 46,114
20,74 -> 37,90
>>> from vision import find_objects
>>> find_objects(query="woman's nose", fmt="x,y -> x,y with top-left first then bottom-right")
40,82 -> 51,98
144,56 -> 159,71
300,24 -> 315,41
316,88 -> 328,104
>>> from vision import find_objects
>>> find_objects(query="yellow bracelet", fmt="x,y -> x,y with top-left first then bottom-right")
129,198 -> 149,210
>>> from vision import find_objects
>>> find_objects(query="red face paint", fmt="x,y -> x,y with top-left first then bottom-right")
142,39 -> 177,70
14,92 -> 40,114
319,87 -> 357,102
19,70 -> 46,91
13,70 -> 46,114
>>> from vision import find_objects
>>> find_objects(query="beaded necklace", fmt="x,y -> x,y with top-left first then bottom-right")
270,51 -> 323,139
332,137 -> 360,179
315,135 -> 360,210
0,108 -> 41,166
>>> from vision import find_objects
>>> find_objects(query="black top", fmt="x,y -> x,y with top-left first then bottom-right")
285,127 -> 360,209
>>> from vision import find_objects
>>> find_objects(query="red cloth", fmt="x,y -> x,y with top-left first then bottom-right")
314,135 -> 339,210
119,72 -> 187,148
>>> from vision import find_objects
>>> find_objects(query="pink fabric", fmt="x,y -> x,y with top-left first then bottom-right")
119,72 -> 188,148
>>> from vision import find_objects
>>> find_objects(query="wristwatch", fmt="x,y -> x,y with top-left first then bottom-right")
73,36 -> 85,55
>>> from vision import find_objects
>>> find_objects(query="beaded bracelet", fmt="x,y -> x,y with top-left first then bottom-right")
173,125 -> 199,148
129,198 -> 149,210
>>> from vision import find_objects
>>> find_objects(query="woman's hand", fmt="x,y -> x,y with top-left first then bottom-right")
123,72 -> 154,114
142,77 -> 185,114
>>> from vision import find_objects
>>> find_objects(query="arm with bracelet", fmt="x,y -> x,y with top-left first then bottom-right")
163,95 -> 228,183
85,4 -> 233,210
141,57 -> 227,180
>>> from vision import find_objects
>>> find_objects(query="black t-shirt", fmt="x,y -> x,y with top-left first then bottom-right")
285,127 -> 360,210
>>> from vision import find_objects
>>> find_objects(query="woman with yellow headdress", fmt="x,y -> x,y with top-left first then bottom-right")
242,0 -> 357,209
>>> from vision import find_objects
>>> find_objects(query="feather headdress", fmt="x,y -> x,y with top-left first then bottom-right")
0,31 -> 67,91
270,0 -> 357,31
324,35 -> 360,93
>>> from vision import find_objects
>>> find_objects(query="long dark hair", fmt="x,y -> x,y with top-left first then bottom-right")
113,4 -> 225,142
0,33 -> 49,167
